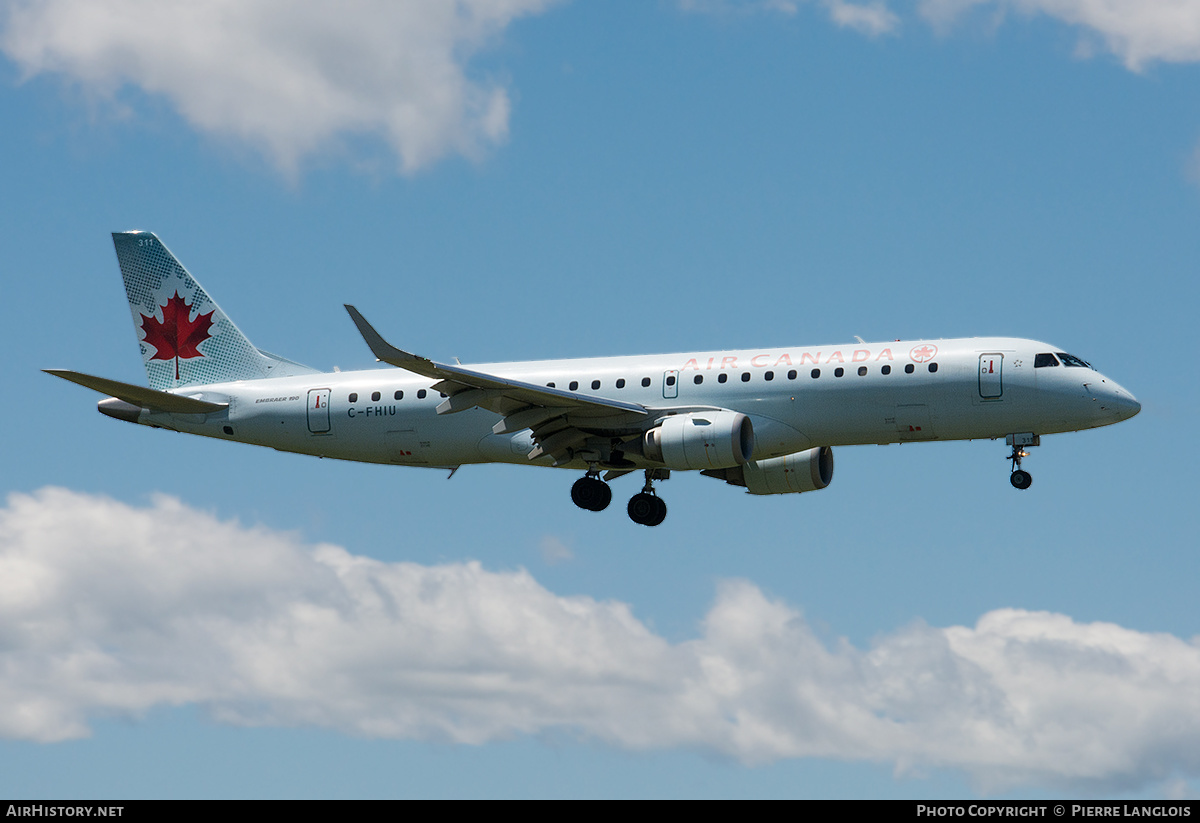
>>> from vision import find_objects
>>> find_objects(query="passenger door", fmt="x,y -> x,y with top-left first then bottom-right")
979,354 -> 1003,400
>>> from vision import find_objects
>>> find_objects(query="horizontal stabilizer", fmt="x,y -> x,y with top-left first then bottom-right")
44,369 -> 227,414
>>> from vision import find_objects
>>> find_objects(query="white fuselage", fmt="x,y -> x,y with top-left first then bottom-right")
132,337 -> 1140,472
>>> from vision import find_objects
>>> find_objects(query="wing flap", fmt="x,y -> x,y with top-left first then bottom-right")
492,406 -> 570,435
528,428 -> 590,463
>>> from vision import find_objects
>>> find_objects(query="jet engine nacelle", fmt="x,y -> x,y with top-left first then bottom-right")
743,446 -> 833,495
702,446 -> 834,495
643,411 -> 754,470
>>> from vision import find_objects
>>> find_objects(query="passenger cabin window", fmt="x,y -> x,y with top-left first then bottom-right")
616,379 -> 626,389
694,375 -> 703,384
928,363 -> 938,373
547,382 -> 555,388
881,365 -> 891,375
787,370 -> 797,380
905,364 -> 915,374
835,367 -> 845,377
665,375 -> 676,386
811,369 -> 820,379
1057,353 -> 1092,369
764,371 -> 774,381
741,372 -> 751,382
1034,353 -> 1059,368
371,391 -> 381,402
569,381 -> 579,391
394,390 -> 403,400
591,380 -> 600,390
718,373 -> 728,383
641,377 -> 651,388
417,389 -> 427,399
349,393 -> 358,402
857,366 -> 867,376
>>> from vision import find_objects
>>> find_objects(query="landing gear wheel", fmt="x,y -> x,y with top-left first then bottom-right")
571,476 -> 612,511
648,496 -> 667,527
627,492 -> 654,525
1006,435 -> 1038,491
628,492 -> 667,526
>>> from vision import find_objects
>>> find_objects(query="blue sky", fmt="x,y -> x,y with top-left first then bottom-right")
2,0 -> 1199,799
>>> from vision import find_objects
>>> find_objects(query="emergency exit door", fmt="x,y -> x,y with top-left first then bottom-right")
663,370 -> 679,399
308,388 -> 331,433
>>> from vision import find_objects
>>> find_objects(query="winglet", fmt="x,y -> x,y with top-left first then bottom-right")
343,305 -> 439,378
342,305 -> 648,418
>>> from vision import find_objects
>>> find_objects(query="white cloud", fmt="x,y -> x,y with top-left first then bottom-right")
679,0 -> 900,36
539,534 -> 575,565
4,487 -> 1200,792
682,0 -> 1200,66
0,0 -> 559,175
918,0 -> 1200,70
823,1 -> 899,37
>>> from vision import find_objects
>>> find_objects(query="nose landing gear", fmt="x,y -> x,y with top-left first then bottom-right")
1010,465 -> 1032,490
1005,433 -> 1039,490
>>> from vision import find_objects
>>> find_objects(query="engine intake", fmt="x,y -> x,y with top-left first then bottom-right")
643,411 -> 754,470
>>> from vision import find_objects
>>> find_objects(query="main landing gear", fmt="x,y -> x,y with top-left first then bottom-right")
628,472 -> 668,527
571,469 -> 669,526
1006,433 -> 1040,490
571,472 -> 612,512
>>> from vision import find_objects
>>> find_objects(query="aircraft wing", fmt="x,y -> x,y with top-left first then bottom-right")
345,305 -> 651,463
45,369 -> 228,414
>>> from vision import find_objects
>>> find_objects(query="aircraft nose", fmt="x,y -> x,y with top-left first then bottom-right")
1092,380 -> 1140,422
1111,390 -> 1141,421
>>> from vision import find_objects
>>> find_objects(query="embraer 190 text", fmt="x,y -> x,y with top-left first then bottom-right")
47,233 -> 1141,526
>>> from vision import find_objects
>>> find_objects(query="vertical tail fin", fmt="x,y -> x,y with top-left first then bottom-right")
113,231 -> 316,390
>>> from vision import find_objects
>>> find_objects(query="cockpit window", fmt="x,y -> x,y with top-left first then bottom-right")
1034,353 -> 1059,368
1056,353 -> 1092,369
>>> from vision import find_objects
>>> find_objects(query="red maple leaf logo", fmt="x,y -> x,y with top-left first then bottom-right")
909,344 -> 938,364
140,292 -> 215,380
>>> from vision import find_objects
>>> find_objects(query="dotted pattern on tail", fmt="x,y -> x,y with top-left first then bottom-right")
113,232 -> 274,392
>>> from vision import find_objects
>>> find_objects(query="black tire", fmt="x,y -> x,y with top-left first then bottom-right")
572,477 -> 612,511
1010,470 -> 1032,490
570,477 -> 590,509
647,496 -> 667,527
594,480 -> 612,511
627,492 -> 657,525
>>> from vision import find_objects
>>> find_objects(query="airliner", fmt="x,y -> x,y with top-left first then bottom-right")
47,232 -> 1141,526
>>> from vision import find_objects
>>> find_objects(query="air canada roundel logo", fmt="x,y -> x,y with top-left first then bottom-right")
140,291 -> 215,380
909,344 -> 938,364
